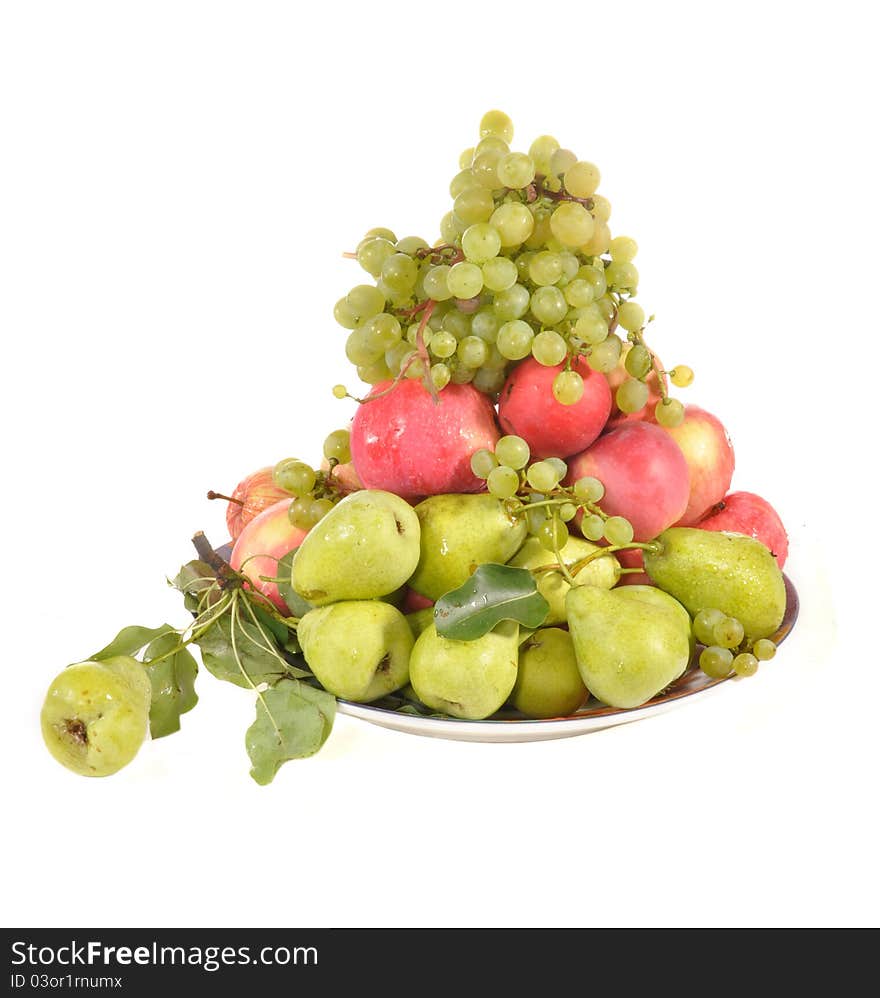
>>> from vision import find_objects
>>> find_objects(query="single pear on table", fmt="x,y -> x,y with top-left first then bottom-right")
291,489 -> 420,606
507,535 -> 620,625
511,627 -> 588,719
408,494 -> 528,601
297,600 -> 413,702
566,586 -> 691,709
642,527 -> 786,641
409,620 -> 519,720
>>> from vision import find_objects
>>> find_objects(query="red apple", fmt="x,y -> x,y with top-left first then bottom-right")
402,588 -> 434,612
220,467 -> 291,542
497,355 -> 612,459
229,498 -> 308,611
697,491 -> 789,567
613,547 -> 652,586
350,380 -> 500,500
566,422 -> 690,541
654,404 -> 735,526
605,343 -> 667,426
320,457 -> 363,495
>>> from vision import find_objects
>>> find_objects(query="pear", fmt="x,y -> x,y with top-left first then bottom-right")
292,489 -> 420,606
408,494 -> 528,600
614,584 -> 696,658
405,607 -> 436,639
409,621 -> 519,720
511,627 -> 588,719
566,586 -> 691,708
508,535 -> 620,624
643,527 -> 786,641
297,600 -> 413,702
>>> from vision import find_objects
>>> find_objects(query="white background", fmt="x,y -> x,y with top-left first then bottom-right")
1,1 -> 876,928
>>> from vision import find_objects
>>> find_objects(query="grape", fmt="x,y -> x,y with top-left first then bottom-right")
430,329 -> 457,358
550,201 -> 595,246
490,203 -> 535,245
609,236 -> 638,263
617,301 -> 646,333
538,517 -> 569,552
582,220 -> 611,255
461,223 -> 502,263
546,457 -> 568,478
345,284 -> 386,322
323,429 -> 351,464
733,653 -> 759,677
553,369 -> 584,404
581,513 -> 605,541
525,214 -> 552,249
356,237 -> 396,277
459,147 -> 474,168
670,366 -> 694,388
345,329 -> 380,366
655,398 -> 685,428
450,364 -> 476,384
558,252 -> 580,283
495,434 -> 530,469
310,498 -> 335,523
379,254 -> 418,293
333,297 -> 359,329
406,322 -> 433,347
574,476 -> 604,502
615,379 -> 649,417
480,109 -> 514,143
454,187 -> 495,225
700,646 -> 733,679
564,161 -> 601,198
564,279 -> 596,308
289,496 -> 316,529
487,465 -> 520,499
497,319 -> 534,359
753,639 -> 777,661
591,194 -> 612,222
457,335 -> 489,368
587,333 -> 622,372
604,516 -> 634,545
447,262 -> 484,299
395,236 -> 428,256
440,212 -> 463,243
471,448 -> 499,479
526,506 -> 547,535
450,169 -> 479,198
364,313 -> 403,352
579,265 -> 607,298
482,257 -> 518,293
527,460 -> 560,491
624,344 -> 653,379
332,384 -> 348,399
385,340 -> 411,372
441,309 -> 471,339
574,313 -> 609,345
357,358 -> 393,384
475,135 -> 509,158
692,610 -> 724,646
430,363 -> 451,391
472,366 -> 507,394
532,329 -> 568,366
713,616 -> 745,649
529,251 -> 563,286
559,502 -> 577,522
472,152 -> 501,189
423,265 -> 453,301
528,135 -> 560,173
530,287 -> 568,325
497,151 -> 535,189
363,226 -> 397,242
403,352 -> 426,378
471,308 -> 501,340
273,461 -> 315,497
493,285 -> 531,321
605,261 -> 639,293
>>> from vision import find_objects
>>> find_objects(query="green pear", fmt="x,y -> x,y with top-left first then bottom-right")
292,490 -> 420,606
508,535 -> 620,624
297,600 -> 413,702
566,586 -> 691,709
511,627 -> 588,719
643,527 -> 786,641
408,494 -> 528,600
614,584 -> 696,658
409,621 -> 519,720
405,607 -> 435,639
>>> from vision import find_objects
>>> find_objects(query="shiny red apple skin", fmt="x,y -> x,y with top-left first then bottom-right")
697,491 -> 789,568
350,380 -> 500,501
229,498 -> 308,611
225,467 -> 291,542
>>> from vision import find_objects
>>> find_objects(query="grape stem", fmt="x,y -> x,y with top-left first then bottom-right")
206,490 -> 243,506
415,243 -> 465,266
525,175 -> 594,209
191,531 -> 242,590
566,541 -> 660,578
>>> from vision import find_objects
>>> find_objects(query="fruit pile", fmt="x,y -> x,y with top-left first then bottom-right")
41,111 -> 792,785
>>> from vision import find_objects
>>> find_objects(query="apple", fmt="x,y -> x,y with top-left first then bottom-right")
654,404 -> 735,526
218,467 -> 291,542
697,491 -> 789,567
229,498 -> 309,611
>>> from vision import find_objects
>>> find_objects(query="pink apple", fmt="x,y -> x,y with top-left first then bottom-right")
219,467 -> 291,542
613,546 -> 652,586
497,355 -> 612,459
350,379 -> 500,500
697,491 -> 789,567
655,404 -> 735,526
566,422 -> 690,541
402,588 -> 434,612
229,498 -> 308,611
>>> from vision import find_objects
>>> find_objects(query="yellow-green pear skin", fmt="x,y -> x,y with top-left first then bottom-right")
566,587 -> 691,709
405,608 -> 435,639
614,585 -> 696,658
409,621 -> 519,720
643,528 -> 786,641
508,536 -> 620,624
292,490 -> 420,606
409,494 -> 528,600
512,628 -> 588,719
297,601 -> 413,702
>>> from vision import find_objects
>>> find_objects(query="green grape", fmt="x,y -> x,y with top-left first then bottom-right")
700,646 -> 734,679
605,261 -> 639,293
604,516 -> 634,545
345,328 -> 381,366
470,309 -> 500,341
558,252 -> 580,283
402,351 -> 426,378
441,309 -> 472,339
430,329 -> 458,359
497,319 -> 534,359
480,109 -> 514,143
587,333 -> 622,373
550,201 -> 595,246
450,364 -> 476,384
528,134 -> 560,173
356,236 -> 396,277
472,366 -> 507,394
459,147 -> 474,169
364,313 -> 403,352
549,147 -> 577,176
670,365 -> 694,388
581,513 -> 605,541
472,151 -> 502,189
475,136 -> 509,159
617,301 -> 646,333
538,516 -> 569,552
616,378 -> 650,414
525,507 -> 547,535
495,434 -> 530,470
655,397 -> 685,428
461,223 -> 502,263
357,358 -> 394,384
447,261 -> 484,299
395,236 -> 428,256
497,151 -> 535,189
573,313 -> 609,345
733,653 -> 759,677
493,285 -> 531,321
546,457 -> 568,479
487,465 -> 520,499
406,322 -> 432,347
693,609 -> 726,646
430,363 -> 451,391
713,616 -> 745,650
595,296 -> 617,324
530,287 -> 568,325
574,476 -> 604,502
454,187 -> 495,225
527,460 -> 560,491
482,257 -> 518,293
490,202 -> 535,246
529,251 -> 563,286
333,297 -> 359,329
363,226 -> 397,242
440,212 -> 463,244
564,161 -> 601,198
753,638 -> 777,661
457,335 -> 489,368
624,344 -> 652,379
553,369 -> 584,405
273,458 -> 299,493
309,498 -> 335,523
423,264 -> 453,301
564,278 -> 595,308
323,429 -> 351,464
515,251 -> 535,282
345,284 -> 386,322
381,253 -> 418,293
332,384 -> 348,399
385,340 -> 411,372
559,502 -> 577,522
579,265 -> 607,298
582,220 -> 611,255
274,461 -> 316,497
532,329 -> 568,366
526,213 -> 554,250
609,236 -> 638,263
591,194 -> 612,222
450,169 -> 479,198
288,496 -> 315,529
471,448 -> 499,479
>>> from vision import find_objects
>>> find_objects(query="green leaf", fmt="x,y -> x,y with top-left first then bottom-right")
246,679 -> 336,785
90,624 -> 175,663
142,632 -> 199,738
171,560 -> 222,614
251,602 -> 289,647
276,548 -> 314,617
434,563 -> 550,641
